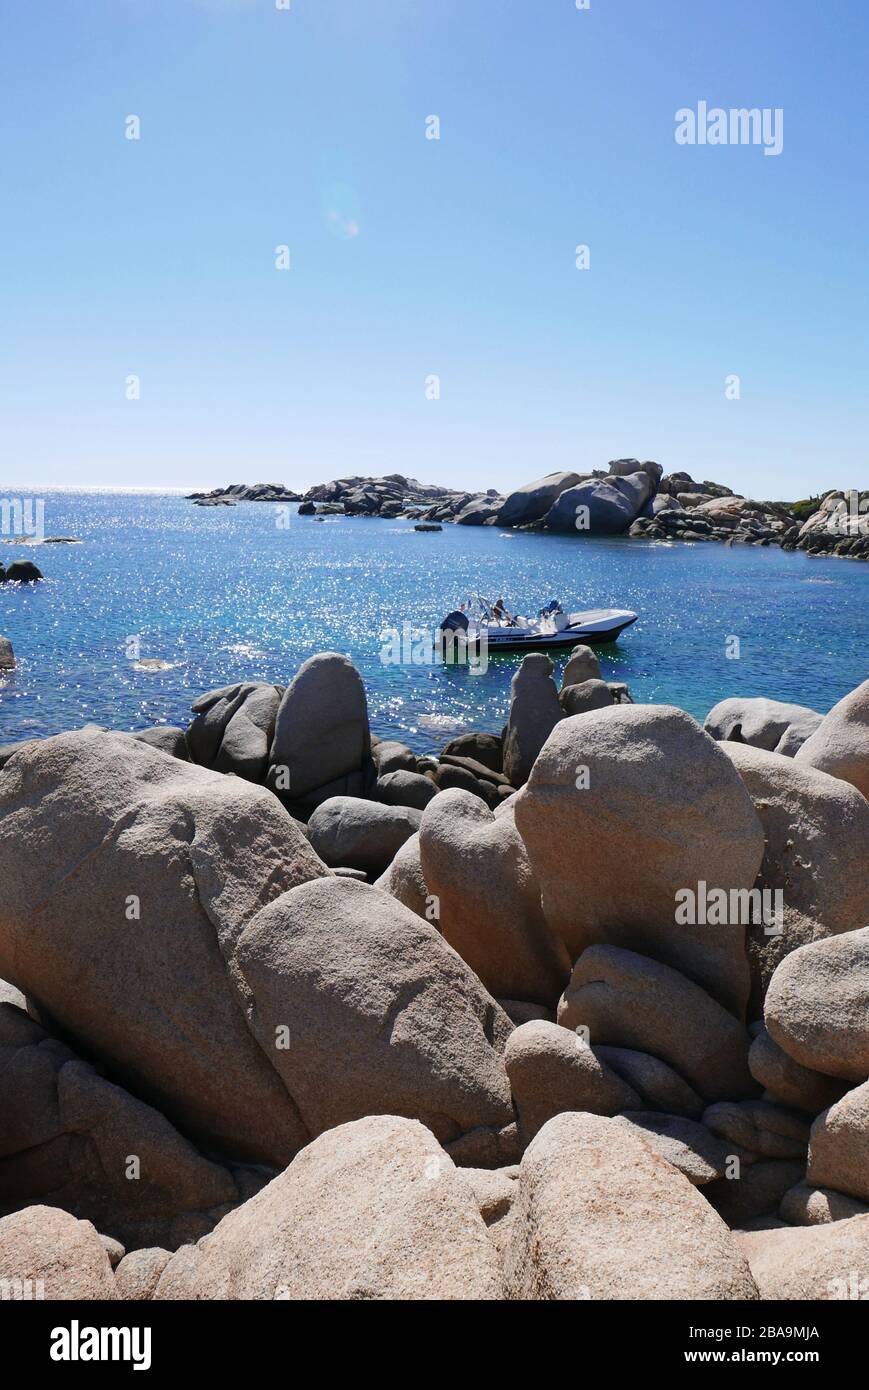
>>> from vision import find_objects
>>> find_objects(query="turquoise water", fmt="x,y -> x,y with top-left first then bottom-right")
0,490 -> 866,752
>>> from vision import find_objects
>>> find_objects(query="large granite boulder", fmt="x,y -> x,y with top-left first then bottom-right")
0,1205 -> 116,1299
306,796 -> 421,875
721,743 -> 869,1013
808,1081 -> 869,1203
736,1216 -> 869,1299
187,681 -> 281,782
502,1112 -> 757,1300
608,457 -> 663,485
3,559 -> 43,582
0,1003 -> 244,1250
764,928 -> 869,1082
502,653 -> 564,788
557,945 -> 755,1102
372,832 -> 430,919
131,726 -> 190,760
0,729 -> 328,1167
560,643 -> 601,687
513,706 -> 764,1016
419,791 -> 570,1006
704,696 -> 823,756
504,1021 -> 641,1142
795,679 -> 869,799
497,472 -> 584,528
232,877 -> 515,1148
748,1025 -> 845,1116
269,652 -> 371,800
544,473 -> 652,533
155,1117 -> 503,1300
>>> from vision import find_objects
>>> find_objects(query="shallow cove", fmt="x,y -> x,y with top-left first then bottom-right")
0,489 -> 866,751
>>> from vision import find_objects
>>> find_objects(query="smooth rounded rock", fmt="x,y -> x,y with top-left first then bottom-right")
502,1112 -> 758,1300
515,705 -> 764,1016
764,928 -> 869,1081
504,1021 -> 641,1142
795,678 -> 869,799
558,945 -> 755,1102
307,796 -> 422,876
419,791 -> 570,1007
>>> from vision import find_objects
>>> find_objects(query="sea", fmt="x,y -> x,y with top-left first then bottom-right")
0,489 -> 866,752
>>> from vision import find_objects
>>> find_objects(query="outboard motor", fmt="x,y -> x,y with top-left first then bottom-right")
440,610 -> 470,634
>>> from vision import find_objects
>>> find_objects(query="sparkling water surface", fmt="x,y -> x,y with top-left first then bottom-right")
1,490 -> 866,753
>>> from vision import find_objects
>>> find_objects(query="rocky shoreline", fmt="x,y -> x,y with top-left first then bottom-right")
1,649 -> 868,1300
189,467 -> 869,559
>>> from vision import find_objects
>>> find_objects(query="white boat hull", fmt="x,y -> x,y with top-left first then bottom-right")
458,608 -> 638,651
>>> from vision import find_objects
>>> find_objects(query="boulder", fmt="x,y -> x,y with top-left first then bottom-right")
558,678 -> 614,716
497,471 -> 584,528
372,832 -> 430,920
0,1003 -> 248,1250
371,740 -> 418,776
704,696 -> 822,756
0,636 -> 14,670
131,726 -> 190,760
514,706 -> 764,1016
764,928 -> 869,1081
419,791 -> 570,1006
560,643 -> 601,687
374,769 -> 439,810
748,1026 -> 845,1116
437,753 -> 512,789
779,1183 -> 869,1227
502,1112 -> 757,1299
594,1045 -> 705,1119
544,475 -> 651,533
502,653 -> 564,788
3,560 -> 43,582
440,731 -> 503,774
557,945 -> 755,1102
795,679 -> 869,799
115,1247 -> 172,1300
188,682 -> 280,782
0,1205 -> 116,1299
307,796 -> 421,876
736,1216 -> 869,1299
156,1117 -> 503,1300
608,458 -> 662,485
432,761 -> 498,806
0,728 -> 328,1167
455,497 -> 503,525
808,1081 -> 869,1203
702,1101 -> 810,1160
232,877 -> 515,1147
721,744 -> 869,1013
614,1112 -> 732,1185
269,652 -> 371,799
504,1021 -> 641,1142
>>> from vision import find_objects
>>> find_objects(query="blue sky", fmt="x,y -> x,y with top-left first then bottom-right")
0,0 -> 866,498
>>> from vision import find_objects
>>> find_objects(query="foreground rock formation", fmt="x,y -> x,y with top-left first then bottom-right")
1,656 -> 867,1300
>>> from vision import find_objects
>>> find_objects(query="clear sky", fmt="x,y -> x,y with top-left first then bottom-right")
0,0 -> 866,499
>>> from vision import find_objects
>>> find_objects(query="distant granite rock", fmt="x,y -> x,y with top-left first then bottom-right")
794,489 -> 869,559
188,466 -> 864,555
188,483 -> 301,504
1,560 -> 44,582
